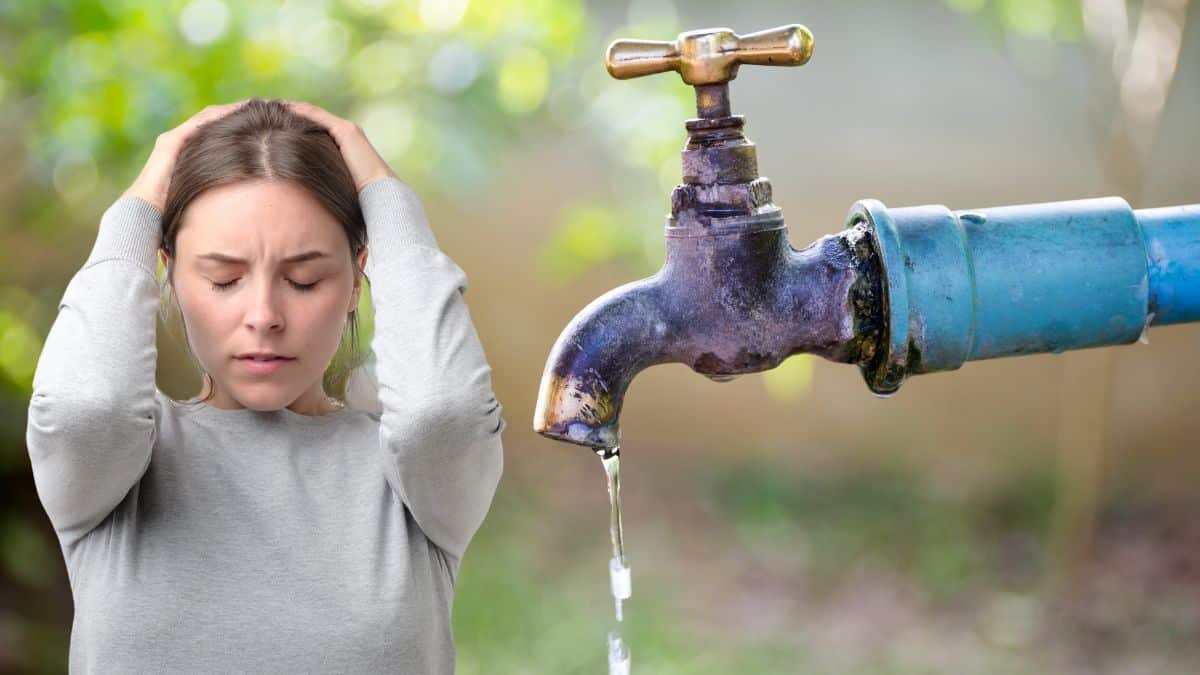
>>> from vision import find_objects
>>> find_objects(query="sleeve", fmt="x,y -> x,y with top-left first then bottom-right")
359,177 -> 506,564
25,195 -> 164,550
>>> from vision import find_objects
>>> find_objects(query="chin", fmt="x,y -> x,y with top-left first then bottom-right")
232,387 -> 299,411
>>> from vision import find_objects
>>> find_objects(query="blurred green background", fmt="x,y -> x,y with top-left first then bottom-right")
3,0 -> 1200,672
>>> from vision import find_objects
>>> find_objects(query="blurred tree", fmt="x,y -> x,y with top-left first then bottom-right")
942,0 -> 1192,598
5,0 -> 1188,669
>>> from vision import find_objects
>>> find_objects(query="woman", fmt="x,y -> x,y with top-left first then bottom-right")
25,98 -> 506,673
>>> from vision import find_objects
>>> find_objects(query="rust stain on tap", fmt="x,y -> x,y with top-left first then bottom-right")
530,101 -> 883,450
535,24 -> 889,451
534,371 -> 619,449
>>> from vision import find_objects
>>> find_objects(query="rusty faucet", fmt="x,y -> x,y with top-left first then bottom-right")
532,25 -> 878,449
532,23 -> 1200,451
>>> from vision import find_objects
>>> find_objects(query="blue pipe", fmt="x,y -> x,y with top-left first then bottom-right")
1141,205 -> 1200,326
847,197 -> 1200,395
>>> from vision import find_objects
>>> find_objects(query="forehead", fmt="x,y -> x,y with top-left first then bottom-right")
177,179 -> 344,257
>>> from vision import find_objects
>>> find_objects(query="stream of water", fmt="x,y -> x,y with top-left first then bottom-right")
597,446 -> 632,674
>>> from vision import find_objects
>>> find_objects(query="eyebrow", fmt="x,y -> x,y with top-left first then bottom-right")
197,251 -> 330,264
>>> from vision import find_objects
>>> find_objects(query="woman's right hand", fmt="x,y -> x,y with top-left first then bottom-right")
123,100 -> 249,214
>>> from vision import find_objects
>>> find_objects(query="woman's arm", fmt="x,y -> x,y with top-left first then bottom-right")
360,177 -> 506,564
26,195 -> 164,550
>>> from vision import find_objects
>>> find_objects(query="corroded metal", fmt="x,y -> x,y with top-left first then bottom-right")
538,22 -> 1200,450
850,198 -> 1200,395
536,24 -> 873,450
680,116 -> 758,184
531,223 -> 875,449
533,95 -> 881,449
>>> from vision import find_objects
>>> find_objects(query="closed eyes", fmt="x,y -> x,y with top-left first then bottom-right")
211,279 -> 320,293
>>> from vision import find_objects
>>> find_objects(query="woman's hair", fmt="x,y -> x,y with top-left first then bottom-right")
158,97 -> 370,409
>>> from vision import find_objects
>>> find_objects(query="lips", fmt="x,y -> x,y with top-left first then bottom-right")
236,350 -> 296,360
236,356 -> 295,374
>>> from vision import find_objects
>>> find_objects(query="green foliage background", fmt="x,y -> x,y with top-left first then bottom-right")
2,0 -> 1197,672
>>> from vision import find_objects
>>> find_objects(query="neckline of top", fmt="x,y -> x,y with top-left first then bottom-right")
170,398 -> 357,424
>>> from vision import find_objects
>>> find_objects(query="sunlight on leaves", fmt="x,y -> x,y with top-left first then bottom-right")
0,310 -> 41,387
497,47 -> 550,116
999,0 -> 1059,37
535,203 -> 650,285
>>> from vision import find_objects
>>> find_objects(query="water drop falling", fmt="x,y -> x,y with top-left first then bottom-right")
610,555 -> 631,622
607,630 -> 631,675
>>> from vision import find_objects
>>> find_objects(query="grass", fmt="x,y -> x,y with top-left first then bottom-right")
452,454 -> 1199,674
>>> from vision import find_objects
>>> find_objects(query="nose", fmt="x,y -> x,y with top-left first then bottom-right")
243,280 -> 286,333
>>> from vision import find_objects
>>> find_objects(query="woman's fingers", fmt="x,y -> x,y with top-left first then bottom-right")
124,100 -> 251,213
134,98 -> 398,197
281,99 -> 344,129
282,100 -> 363,146
282,99 -> 397,191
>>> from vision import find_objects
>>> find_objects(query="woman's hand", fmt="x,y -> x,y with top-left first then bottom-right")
123,100 -> 250,214
281,100 -> 399,194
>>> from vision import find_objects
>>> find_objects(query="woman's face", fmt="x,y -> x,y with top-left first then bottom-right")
162,178 -> 368,414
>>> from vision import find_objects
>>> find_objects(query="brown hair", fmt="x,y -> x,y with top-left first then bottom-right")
158,97 -> 368,407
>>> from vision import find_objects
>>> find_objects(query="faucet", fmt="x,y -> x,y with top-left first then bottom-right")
533,24 -> 1200,452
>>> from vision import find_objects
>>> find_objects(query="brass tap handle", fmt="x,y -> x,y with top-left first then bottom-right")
605,24 -> 813,86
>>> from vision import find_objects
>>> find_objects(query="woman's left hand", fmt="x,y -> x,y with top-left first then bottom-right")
282,100 -> 399,193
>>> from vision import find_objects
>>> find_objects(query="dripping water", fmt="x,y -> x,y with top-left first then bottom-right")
607,630 -> 631,675
596,445 -> 632,674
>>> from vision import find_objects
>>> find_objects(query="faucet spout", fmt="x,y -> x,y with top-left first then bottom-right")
532,276 -> 671,450
533,219 -> 879,450
536,23 -> 1200,452
535,38 -> 883,451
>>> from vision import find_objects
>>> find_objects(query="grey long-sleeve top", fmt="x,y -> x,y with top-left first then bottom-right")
25,177 -> 506,674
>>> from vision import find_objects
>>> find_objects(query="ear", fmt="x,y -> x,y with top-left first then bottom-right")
350,245 -> 368,311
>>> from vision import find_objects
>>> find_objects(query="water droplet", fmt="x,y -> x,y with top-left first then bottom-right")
610,556 -> 631,621
607,630 -> 631,675
1139,312 -> 1155,345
